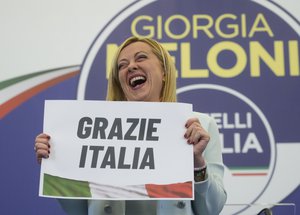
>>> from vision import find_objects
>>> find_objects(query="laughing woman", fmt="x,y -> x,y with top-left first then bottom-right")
35,36 -> 227,215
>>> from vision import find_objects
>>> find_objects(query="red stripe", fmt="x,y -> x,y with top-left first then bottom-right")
0,70 -> 79,119
145,181 -> 193,198
232,173 -> 268,176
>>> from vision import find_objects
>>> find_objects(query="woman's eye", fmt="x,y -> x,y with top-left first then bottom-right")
118,63 -> 126,70
137,55 -> 147,61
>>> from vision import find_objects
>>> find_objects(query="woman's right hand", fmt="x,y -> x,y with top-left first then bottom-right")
34,133 -> 51,164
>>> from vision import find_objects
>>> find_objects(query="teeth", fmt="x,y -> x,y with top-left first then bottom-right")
130,76 -> 145,86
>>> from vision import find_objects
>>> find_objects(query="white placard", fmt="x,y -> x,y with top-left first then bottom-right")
39,100 -> 194,200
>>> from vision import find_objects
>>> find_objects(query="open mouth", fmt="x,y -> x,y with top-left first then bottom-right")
129,75 -> 146,88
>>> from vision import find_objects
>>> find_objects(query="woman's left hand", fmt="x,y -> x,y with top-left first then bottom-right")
184,117 -> 210,168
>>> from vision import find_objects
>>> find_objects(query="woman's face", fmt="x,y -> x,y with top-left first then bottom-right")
117,41 -> 165,102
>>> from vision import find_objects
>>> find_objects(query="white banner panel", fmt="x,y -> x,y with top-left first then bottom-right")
39,100 -> 194,200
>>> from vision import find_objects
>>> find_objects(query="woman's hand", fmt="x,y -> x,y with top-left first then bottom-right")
184,118 -> 210,168
34,133 -> 51,164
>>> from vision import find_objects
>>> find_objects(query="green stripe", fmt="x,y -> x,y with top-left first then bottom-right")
229,166 -> 269,171
0,65 -> 79,90
43,173 -> 91,197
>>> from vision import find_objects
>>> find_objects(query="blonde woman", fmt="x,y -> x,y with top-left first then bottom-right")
35,36 -> 227,215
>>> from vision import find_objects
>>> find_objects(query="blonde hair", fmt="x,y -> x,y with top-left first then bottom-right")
106,36 -> 177,102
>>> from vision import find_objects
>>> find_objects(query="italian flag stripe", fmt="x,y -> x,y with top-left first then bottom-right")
42,174 -> 192,198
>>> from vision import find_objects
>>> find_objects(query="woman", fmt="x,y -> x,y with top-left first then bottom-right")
35,36 -> 227,215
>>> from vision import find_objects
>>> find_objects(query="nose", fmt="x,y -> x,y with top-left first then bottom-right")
128,61 -> 138,73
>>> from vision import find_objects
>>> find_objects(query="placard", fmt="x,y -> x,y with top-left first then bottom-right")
39,100 -> 194,200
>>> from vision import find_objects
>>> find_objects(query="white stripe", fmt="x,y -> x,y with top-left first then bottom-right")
89,182 -> 149,199
230,169 -> 268,174
0,66 -> 79,105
